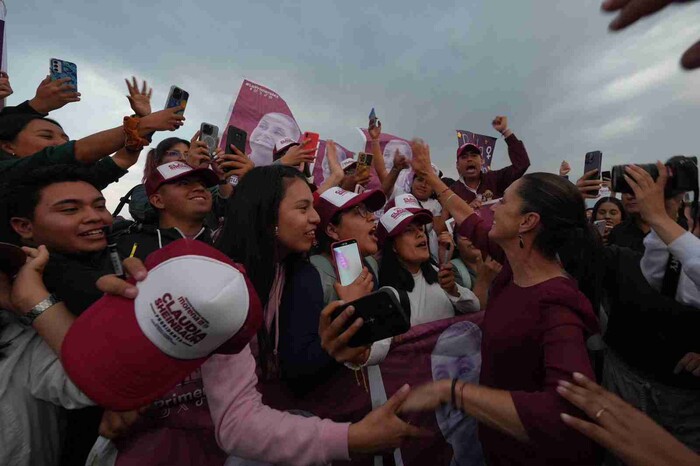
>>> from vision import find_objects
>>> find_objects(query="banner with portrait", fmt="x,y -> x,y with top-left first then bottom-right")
220,79 -> 302,168
312,140 -> 356,186
357,128 -> 414,192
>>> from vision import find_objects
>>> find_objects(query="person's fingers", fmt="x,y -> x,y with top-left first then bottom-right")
681,39 -> 700,70
125,78 -> 133,93
556,381 -> 626,431
608,0 -> 670,31
39,75 -> 51,86
654,161 -> 667,188
330,312 -> 364,348
383,384 -> 411,413
319,300 -> 346,329
147,88 -> 153,99
622,174 -> 642,196
191,130 -> 202,144
141,79 -> 148,95
675,353 -> 691,374
600,0 -> 630,12
123,257 -> 147,281
96,274 -> 139,299
685,357 -> 700,374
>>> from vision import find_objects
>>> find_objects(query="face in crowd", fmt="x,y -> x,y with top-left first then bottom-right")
1,118 -> 69,157
276,177 -> 320,255
411,174 -> 433,202
11,181 -> 112,254
457,150 -> 483,182
595,201 -> 623,227
326,203 -> 379,257
393,220 -> 430,268
149,175 -> 213,222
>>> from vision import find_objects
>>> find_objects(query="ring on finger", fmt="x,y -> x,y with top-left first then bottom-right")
594,407 -> 607,420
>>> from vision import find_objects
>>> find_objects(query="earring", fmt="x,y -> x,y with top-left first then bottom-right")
275,226 -> 279,236
518,234 -> 524,249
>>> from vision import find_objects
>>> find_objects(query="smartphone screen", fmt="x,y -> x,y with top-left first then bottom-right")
332,240 -> 363,286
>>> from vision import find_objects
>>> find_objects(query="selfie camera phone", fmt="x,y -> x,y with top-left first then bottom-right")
594,220 -> 607,235
49,58 -> 78,91
331,287 -> 411,347
369,107 -> 380,128
165,85 -> 189,115
584,151 -> 603,197
225,126 -> 248,186
331,239 -> 363,286
199,123 -> 219,157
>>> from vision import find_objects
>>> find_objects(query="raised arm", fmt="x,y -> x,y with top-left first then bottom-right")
490,116 -> 530,193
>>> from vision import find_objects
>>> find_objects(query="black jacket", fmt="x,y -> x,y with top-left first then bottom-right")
602,245 -> 700,389
115,222 -> 214,263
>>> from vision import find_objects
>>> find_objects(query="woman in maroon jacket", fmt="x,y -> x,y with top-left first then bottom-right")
401,140 -> 602,466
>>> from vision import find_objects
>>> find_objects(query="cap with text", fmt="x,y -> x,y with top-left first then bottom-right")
314,187 -> 386,233
272,137 -> 300,160
145,161 -> 219,197
376,206 -> 433,247
61,239 -> 263,411
340,158 -> 358,171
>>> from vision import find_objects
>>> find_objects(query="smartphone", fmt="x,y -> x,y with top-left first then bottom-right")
49,58 -> 78,91
445,218 -> 456,236
601,170 -> 611,181
584,151 -> 603,197
369,108 -> 380,129
301,132 -> 319,178
331,239 -> 363,286
225,126 -> 247,186
594,220 -> 607,235
331,287 -> 411,347
0,242 -> 26,277
225,126 -> 247,154
356,152 -> 373,178
165,85 -> 189,115
199,123 -> 219,157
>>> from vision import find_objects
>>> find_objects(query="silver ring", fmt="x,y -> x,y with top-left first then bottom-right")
595,407 -> 607,420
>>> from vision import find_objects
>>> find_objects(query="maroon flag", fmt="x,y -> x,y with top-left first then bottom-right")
219,80 -> 301,168
259,313 -> 484,466
312,140 -> 355,186
457,130 -> 497,172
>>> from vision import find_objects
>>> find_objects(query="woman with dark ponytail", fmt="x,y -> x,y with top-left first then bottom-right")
399,140 -> 601,466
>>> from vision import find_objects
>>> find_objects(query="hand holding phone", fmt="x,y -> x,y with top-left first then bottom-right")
583,151 -> 603,197
329,287 -> 411,347
165,86 -> 189,115
332,240 -> 363,286
594,219 -> 607,235
225,126 -> 248,186
356,152 -> 373,179
50,58 -> 78,90
199,123 -> 219,156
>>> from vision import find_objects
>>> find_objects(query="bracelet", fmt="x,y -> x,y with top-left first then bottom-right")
446,193 -> 456,204
123,116 -> 150,152
438,187 -> 451,198
451,378 -> 458,407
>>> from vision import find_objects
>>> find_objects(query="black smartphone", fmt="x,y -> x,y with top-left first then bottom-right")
226,126 -> 247,154
584,151 -> 603,197
331,287 -> 410,347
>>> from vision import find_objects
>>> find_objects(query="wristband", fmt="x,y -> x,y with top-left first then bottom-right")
123,116 -> 150,152
18,294 -> 60,327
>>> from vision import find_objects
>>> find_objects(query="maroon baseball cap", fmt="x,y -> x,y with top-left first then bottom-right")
376,206 -> 433,247
314,187 -> 386,233
457,143 -> 482,159
61,239 -> 263,411
145,161 -> 219,197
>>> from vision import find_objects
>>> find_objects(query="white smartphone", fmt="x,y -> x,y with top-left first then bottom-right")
332,239 -> 364,286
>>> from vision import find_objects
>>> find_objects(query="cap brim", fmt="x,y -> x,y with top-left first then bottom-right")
149,168 -> 220,196
378,208 -> 434,247
342,189 -> 387,213
62,293 -> 205,411
457,144 -> 482,157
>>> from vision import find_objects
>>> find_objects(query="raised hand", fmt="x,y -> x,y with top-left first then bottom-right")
186,131 -> 212,168
492,116 -> 509,134
392,149 -> 410,172
476,255 -> 503,284
29,76 -> 81,113
559,160 -> 571,177
576,169 -> 603,199
125,76 -> 153,117
140,106 -> 185,132
280,143 -> 316,168
438,263 -> 458,296
409,139 -> 432,176
623,162 -> 668,224
0,72 -> 13,100
368,120 -> 382,141
0,246 -> 51,315
602,0 -> 700,70
674,352 -> 700,376
216,146 -> 255,182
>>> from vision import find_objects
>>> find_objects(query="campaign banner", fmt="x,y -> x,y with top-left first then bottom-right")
312,140 -> 355,186
456,130 -> 497,171
357,128 -> 414,191
259,313 -> 484,466
220,79 -> 301,168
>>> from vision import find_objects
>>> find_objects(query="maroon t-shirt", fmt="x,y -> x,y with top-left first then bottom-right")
459,214 -> 601,465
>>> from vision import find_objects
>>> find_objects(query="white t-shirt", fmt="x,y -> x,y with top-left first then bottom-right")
409,267 -> 480,326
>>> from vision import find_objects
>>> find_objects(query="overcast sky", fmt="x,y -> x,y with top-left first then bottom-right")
4,0 -> 699,211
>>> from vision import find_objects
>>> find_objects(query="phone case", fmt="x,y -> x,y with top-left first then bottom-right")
226,126 -> 247,154
49,58 -> 78,91
332,288 -> 411,347
331,240 -> 362,286
199,123 -> 219,156
165,86 -> 189,114
584,151 -> 603,177
302,132 -> 320,154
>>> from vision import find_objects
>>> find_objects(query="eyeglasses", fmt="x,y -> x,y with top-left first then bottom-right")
351,204 -> 372,219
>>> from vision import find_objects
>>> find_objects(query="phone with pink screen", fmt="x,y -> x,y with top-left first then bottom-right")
331,239 -> 363,286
